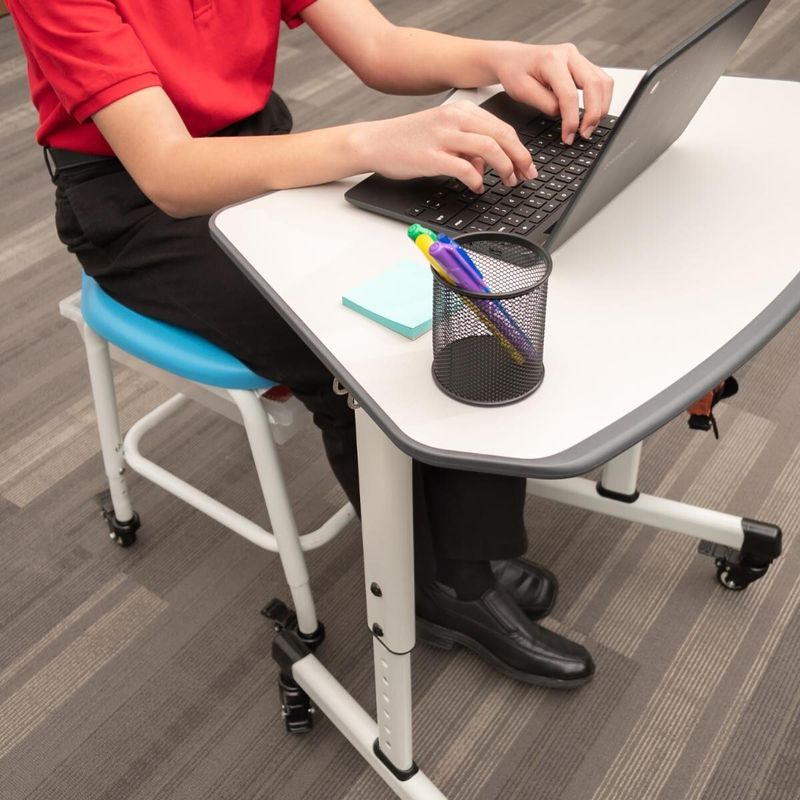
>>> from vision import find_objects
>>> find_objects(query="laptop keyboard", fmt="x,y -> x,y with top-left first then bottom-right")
407,112 -> 618,238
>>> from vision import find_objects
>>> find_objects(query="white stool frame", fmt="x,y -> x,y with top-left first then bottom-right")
61,291 -> 355,636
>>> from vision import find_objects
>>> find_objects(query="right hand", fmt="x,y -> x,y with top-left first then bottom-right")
356,100 -> 538,194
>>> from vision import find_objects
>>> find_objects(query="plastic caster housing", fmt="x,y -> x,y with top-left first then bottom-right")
102,508 -> 140,547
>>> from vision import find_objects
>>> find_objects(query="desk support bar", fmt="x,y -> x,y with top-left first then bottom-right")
526,474 -> 744,550
356,408 -> 417,776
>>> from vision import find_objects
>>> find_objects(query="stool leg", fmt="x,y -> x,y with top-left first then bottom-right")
229,389 -> 319,637
83,325 -> 138,542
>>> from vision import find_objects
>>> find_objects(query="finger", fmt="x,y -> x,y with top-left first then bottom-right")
504,78 -> 561,119
455,103 -> 536,181
539,55 -> 580,144
435,153 -> 484,194
446,130 -> 519,186
468,155 -> 486,177
571,62 -> 606,138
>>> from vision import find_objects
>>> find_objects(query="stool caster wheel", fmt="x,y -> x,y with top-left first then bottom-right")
278,673 -> 315,734
102,508 -> 141,548
715,558 -> 767,591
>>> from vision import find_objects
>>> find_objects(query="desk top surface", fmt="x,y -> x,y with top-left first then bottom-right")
212,69 -> 800,478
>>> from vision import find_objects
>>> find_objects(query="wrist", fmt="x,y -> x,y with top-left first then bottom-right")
480,39 -> 521,86
345,119 -> 384,174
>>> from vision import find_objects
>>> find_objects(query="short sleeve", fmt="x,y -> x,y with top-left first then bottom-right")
8,0 -> 162,122
281,0 -> 318,29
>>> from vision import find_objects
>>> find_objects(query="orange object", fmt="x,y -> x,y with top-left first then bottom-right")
687,376 -> 738,438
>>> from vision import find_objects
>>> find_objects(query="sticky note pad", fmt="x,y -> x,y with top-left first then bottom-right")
342,259 -> 432,339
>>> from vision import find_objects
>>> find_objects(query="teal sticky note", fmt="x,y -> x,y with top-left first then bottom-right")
342,259 -> 432,339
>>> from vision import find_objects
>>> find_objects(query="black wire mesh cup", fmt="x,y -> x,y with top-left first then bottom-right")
431,232 -> 552,406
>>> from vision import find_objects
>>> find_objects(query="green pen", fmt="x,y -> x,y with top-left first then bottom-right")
407,223 -> 437,242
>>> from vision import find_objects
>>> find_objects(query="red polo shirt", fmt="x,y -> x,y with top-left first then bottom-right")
8,0 -> 317,155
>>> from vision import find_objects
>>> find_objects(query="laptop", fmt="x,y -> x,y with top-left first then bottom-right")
344,0 -> 771,252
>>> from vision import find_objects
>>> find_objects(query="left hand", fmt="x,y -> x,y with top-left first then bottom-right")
490,41 -> 614,145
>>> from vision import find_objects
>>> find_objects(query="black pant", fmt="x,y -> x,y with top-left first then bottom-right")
51,94 -> 527,584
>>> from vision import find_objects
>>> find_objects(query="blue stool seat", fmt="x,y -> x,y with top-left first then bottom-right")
80,274 -> 275,390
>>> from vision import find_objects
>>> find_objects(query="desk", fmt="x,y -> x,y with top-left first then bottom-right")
211,69 -> 800,799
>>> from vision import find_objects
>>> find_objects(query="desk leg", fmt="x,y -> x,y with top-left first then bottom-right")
277,409 -> 446,799
526,443 -> 782,590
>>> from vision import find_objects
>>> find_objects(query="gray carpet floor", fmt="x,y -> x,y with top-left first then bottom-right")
2,1 -> 800,798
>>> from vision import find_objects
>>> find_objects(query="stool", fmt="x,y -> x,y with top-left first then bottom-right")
64,274 -> 356,661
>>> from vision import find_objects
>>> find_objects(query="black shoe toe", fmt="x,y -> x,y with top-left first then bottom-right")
416,582 -> 593,688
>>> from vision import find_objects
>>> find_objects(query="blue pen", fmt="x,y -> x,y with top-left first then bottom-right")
437,234 -> 484,281
437,241 -> 532,346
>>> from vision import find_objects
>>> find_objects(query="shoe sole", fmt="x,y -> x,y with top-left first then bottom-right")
416,617 -> 593,689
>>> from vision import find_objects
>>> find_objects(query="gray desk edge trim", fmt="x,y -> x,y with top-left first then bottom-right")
210,211 -> 800,479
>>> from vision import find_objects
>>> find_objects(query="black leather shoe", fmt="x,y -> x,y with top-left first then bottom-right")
416,582 -> 594,688
491,558 -> 558,620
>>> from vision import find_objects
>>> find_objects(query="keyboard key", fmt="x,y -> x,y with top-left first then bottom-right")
483,174 -> 500,187
524,179 -> 544,190
587,149 -> 600,159
490,222 -> 516,233
576,156 -> 593,168
502,214 -> 525,226
493,184 -> 512,195
408,206 -> 425,217
543,163 -> 562,174
515,205 -> 534,217
443,178 -> 464,191
545,180 -> 565,192
555,156 -> 572,167
544,145 -> 562,157
535,188 -> 555,199
531,211 -> 549,224
425,198 -> 444,209
556,191 -> 572,202
544,200 -> 560,213
459,190 -> 484,203
421,208 -> 457,225
512,187 -> 533,199
482,191 -> 504,204
479,213 -> 500,225
594,140 -> 606,150
521,118 -> 551,136
503,196 -> 522,207
466,222 -> 489,233
525,197 -> 546,208
567,163 -> 586,175
467,200 -> 490,213
533,153 -> 552,164
517,221 -> 534,235
451,213 -> 478,230
556,172 -> 575,183
573,140 -> 590,151
565,148 -> 581,159
490,204 -> 511,217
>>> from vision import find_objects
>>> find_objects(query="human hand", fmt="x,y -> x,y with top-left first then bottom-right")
490,41 -> 614,145
355,101 -> 538,194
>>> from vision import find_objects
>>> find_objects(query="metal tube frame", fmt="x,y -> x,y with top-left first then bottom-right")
527,443 -> 745,551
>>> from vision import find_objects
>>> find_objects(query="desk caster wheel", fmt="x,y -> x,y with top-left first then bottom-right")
278,674 -> 315,734
716,560 -> 748,591
715,558 -> 767,591
102,508 -> 140,548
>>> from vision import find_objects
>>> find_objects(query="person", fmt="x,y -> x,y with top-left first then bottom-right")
8,0 -> 613,688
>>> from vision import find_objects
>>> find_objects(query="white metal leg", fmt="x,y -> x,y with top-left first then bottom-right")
230,388 -> 324,635
600,441 -> 642,496
355,408 -> 416,775
82,325 -> 135,523
292,653 -> 446,800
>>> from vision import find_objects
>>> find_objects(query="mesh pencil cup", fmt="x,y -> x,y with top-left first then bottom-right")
431,232 -> 552,406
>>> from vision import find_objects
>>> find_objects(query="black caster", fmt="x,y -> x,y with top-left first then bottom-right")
264,598 -> 325,735
700,518 -> 782,592
102,507 -> 140,547
278,672 -> 315,734
715,559 -> 766,591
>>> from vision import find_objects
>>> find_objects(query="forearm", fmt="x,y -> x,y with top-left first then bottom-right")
364,26 -> 509,94
140,125 -> 371,218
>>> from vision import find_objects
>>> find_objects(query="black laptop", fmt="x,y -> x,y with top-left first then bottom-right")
345,0 -> 770,252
